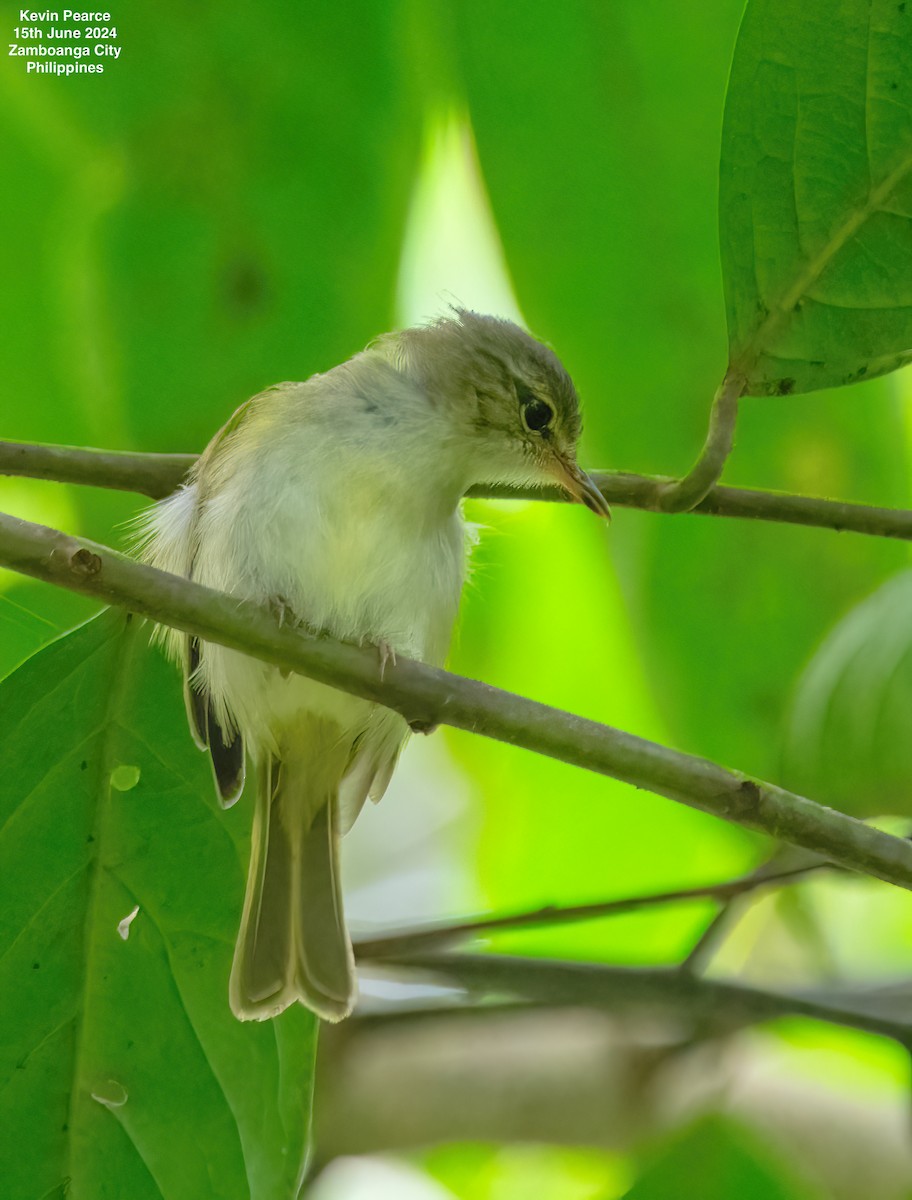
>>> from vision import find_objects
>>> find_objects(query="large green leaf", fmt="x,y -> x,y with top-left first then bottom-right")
721,0 -> 912,396
0,612 -> 316,1199
0,582 -> 99,683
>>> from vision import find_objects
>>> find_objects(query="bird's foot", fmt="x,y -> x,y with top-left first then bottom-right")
267,594 -> 297,627
377,640 -> 397,681
356,635 -> 398,680
268,595 -> 303,678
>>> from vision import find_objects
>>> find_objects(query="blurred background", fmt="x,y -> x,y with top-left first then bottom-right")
3,2 -> 912,1196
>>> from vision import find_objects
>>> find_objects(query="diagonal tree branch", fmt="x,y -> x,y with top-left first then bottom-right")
352,859 -> 824,958
358,951 -> 912,1044
3,509 -> 912,892
4,439 -> 912,540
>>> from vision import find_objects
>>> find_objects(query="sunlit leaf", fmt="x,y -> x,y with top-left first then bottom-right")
0,612 -> 316,1199
721,0 -> 912,396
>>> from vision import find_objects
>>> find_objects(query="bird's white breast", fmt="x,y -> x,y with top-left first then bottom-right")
188,365 -> 470,748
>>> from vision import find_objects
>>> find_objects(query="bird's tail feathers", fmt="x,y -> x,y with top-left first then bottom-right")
229,742 -> 355,1022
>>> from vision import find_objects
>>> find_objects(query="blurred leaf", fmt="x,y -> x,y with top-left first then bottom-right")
452,0 -> 911,800
633,367 -> 910,783
0,611 -> 316,1199
623,1117 -> 815,1200
425,1143 -> 629,1200
451,502 -> 755,963
454,0 -> 743,476
0,2 -> 425,560
783,569 -> 912,818
773,886 -> 837,978
721,0 -> 912,397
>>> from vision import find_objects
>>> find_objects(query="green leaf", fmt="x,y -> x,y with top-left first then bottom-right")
783,569 -> 912,818
0,611 -> 316,1199
721,0 -> 912,396
0,581 -> 99,683
623,1117 -> 814,1200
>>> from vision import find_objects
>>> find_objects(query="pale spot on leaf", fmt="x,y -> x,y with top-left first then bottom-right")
110,764 -> 140,792
117,905 -> 140,941
91,1080 -> 128,1109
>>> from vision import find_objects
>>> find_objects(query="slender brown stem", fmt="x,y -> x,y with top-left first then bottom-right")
353,862 -> 821,958
654,369 -> 744,513
679,904 -> 743,975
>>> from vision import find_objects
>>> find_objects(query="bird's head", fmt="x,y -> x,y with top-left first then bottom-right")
399,309 -> 609,518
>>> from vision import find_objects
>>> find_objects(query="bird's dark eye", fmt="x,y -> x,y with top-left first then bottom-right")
520,395 -> 554,434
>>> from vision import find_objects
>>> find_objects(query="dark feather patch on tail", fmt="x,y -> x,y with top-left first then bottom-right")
184,635 -> 246,806
209,715 -> 245,807
184,637 -> 209,749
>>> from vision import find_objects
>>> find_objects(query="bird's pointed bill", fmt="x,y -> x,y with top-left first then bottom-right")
551,457 -> 611,519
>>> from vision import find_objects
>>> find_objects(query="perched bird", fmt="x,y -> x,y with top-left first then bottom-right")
139,309 -> 609,1022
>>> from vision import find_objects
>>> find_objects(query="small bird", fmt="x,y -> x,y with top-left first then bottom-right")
139,309 -> 609,1022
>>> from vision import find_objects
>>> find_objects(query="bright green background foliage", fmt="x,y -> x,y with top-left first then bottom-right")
3,0 -> 912,1197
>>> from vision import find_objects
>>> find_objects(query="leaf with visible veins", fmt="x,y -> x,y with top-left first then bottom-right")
0,610 -> 316,1199
721,0 -> 912,395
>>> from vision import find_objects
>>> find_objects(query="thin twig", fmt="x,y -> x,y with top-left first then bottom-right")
3,509 -> 912,892
655,369 -> 744,513
5,439 -> 912,540
353,861 -> 822,958
679,846 -> 832,975
679,904 -> 742,975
